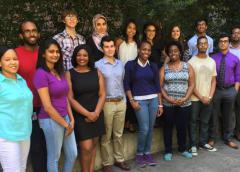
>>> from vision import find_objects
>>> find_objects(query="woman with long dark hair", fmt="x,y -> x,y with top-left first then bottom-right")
34,39 -> 77,172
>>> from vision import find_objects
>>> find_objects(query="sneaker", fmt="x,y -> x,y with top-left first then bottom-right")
163,153 -> 173,161
144,154 -> 157,166
200,144 -> 217,152
135,155 -> 146,168
190,146 -> 198,156
181,151 -> 192,158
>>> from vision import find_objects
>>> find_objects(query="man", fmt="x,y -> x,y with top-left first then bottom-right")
53,8 -> 85,71
95,36 -> 130,172
188,36 -> 217,156
229,26 -> 240,141
210,33 -> 240,149
188,18 -> 214,57
15,20 -> 47,172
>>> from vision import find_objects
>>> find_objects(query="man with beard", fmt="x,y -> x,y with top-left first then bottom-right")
229,27 -> 240,141
188,36 -> 217,156
188,18 -> 214,57
210,33 -> 240,149
15,20 -> 47,172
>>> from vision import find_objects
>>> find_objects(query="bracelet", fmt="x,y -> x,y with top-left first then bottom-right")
129,98 -> 135,103
158,105 -> 163,108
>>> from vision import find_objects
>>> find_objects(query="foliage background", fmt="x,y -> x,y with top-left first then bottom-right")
0,0 -> 239,49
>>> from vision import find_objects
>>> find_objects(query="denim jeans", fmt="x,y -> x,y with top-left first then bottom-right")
135,97 -> 158,155
190,101 -> 213,146
39,115 -> 77,172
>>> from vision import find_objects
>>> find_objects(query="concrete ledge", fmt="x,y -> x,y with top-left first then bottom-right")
27,127 -> 177,171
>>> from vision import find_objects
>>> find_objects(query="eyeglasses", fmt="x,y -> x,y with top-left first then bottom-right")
219,40 -> 229,44
23,29 -> 38,35
65,15 -> 77,19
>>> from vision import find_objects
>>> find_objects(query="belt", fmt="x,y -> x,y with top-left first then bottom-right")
106,97 -> 123,102
217,85 -> 234,90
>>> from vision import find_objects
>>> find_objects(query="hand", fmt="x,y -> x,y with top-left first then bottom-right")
69,120 -> 74,130
130,101 -> 141,111
176,97 -> 187,106
157,106 -> 163,117
168,97 -> 178,105
200,96 -> 210,105
65,124 -> 73,137
85,112 -> 98,122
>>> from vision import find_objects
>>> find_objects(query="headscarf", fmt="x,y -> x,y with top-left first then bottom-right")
92,14 -> 108,52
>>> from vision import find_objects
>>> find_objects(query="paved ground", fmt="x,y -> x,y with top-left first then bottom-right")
108,140 -> 240,172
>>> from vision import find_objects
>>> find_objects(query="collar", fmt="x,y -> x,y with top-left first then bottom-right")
137,58 -> 150,67
230,43 -> 240,50
103,57 -> 118,65
0,73 -> 23,82
62,29 -> 79,39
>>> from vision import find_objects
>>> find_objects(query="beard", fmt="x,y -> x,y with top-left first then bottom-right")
22,36 -> 39,46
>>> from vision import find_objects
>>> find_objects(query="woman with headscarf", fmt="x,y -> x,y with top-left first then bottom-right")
87,14 -> 108,62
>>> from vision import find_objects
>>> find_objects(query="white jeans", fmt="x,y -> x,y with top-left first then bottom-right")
0,138 -> 30,172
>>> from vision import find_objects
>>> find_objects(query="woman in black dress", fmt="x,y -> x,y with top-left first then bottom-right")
66,45 -> 106,172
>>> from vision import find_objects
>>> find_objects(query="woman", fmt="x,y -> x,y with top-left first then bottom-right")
66,45 -> 105,172
142,22 -> 165,69
124,41 -> 163,168
0,46 -> 33,172
163,25 -> 190,63
160,41 -> 194,161
118,19 -> 139,64
118,19 -> 139,132
34,39 -> 77,172
87,14 -> 108,62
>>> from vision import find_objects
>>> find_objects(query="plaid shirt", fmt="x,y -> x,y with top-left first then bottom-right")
53,30 -> 86,71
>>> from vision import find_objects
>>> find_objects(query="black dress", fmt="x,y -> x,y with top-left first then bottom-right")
70,68 -> 105,141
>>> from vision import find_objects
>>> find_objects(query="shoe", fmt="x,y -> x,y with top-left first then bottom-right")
114,161 -> 131,171
190,146 -> 198,156
225,141 -> 239,149
181,151 -> 192,158
135,155 -> 146,168
200,144 -> 217,152
102,165 -> 113,172
144,154 -> 157,166
163,153 -> 173,161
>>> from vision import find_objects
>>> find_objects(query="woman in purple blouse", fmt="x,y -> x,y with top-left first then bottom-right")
34,39 -> 77,172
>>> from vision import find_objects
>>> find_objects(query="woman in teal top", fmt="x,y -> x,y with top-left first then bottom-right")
0,46 -> 33,172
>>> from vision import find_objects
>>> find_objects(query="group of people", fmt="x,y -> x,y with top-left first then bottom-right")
0,8 -> 240,172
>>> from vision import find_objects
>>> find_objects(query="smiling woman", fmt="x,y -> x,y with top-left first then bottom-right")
0,46 -> 33,172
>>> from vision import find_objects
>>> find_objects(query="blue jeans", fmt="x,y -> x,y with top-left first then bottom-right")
39,115 -> 77,172
135,97 -> 158,155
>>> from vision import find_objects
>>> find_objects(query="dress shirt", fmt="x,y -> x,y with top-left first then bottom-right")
212,51 -> 240,86
188,34 -> 213,56
53,30 -> 86,71
95,57 -> 125,99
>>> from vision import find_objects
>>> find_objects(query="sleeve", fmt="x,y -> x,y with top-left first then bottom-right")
235,58 -> 240,82
212,60 -> 217,77
53,34 -> 62,47
33,69 -> 49,89
187,39 -> 193,56
209,38 -> 214,53
123,62 -> 131,91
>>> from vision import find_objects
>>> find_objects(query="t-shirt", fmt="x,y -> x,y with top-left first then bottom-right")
15,46 -> 40,107
0,73 -> 33,141
33,68 -> 69,119
188,56 -> 217,101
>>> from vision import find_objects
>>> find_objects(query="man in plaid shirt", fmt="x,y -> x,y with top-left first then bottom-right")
53,8 -> 85,71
